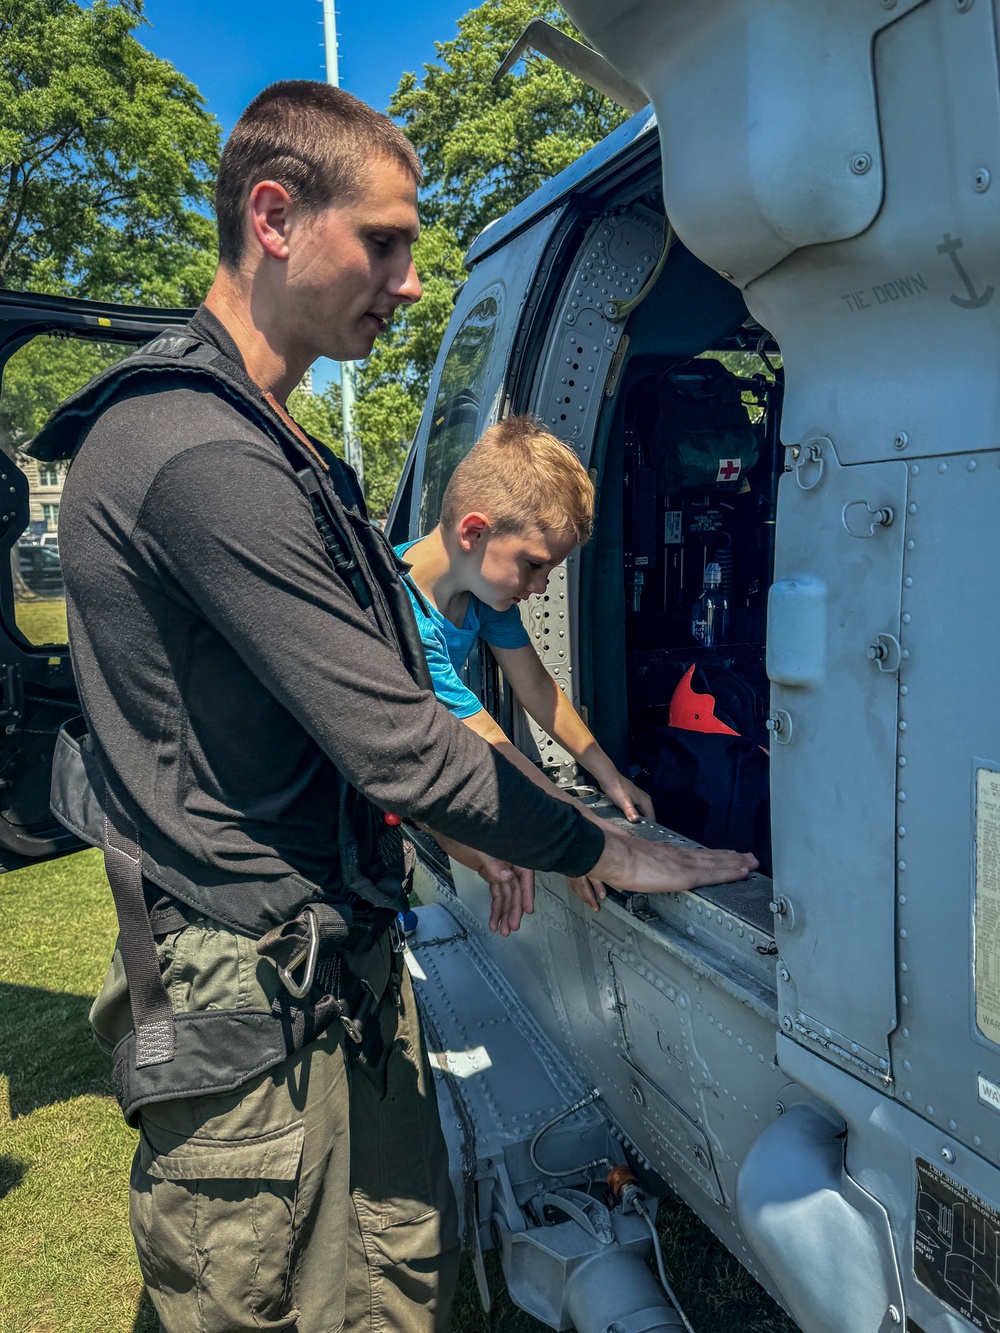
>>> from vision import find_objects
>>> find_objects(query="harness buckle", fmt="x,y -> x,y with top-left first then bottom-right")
277,907 -> 320,999
340,982 -> 376,1045
388,914 -> 406,955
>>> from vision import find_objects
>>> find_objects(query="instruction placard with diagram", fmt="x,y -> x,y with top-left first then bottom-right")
976,769 -> 1000,1045
914,1157 -> 1000,1329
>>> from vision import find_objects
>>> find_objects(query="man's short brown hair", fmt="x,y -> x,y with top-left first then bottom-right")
441,416 -> 594,547
216,80 -> 423,269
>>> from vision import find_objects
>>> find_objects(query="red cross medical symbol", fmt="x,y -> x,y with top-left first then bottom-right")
717,459 -> 741,482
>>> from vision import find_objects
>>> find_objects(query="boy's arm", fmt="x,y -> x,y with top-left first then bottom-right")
489,643 -> 655,823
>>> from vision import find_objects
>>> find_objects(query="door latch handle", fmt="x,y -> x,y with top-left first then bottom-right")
866,633 -> 902,674
842,500 -> 895,538
766,709 -> 794,744
792,438 -> 828,491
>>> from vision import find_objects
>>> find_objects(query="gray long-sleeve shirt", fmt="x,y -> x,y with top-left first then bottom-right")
59,309 -> 604,898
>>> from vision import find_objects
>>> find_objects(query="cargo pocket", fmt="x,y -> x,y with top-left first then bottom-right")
131,1119 -> 305,1331
379,1035 -> 437,1226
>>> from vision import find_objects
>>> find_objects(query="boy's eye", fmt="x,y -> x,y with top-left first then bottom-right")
527,561 -> 542,572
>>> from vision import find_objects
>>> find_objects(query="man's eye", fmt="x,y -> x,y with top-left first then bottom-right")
370,235 -> 392,253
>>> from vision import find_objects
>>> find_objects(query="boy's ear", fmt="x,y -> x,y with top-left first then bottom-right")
457,512 -> 491,552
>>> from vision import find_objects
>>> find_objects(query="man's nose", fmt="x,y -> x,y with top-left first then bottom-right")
392,260 -> 421,306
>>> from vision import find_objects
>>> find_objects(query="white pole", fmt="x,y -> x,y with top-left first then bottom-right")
320,0 -> 364,491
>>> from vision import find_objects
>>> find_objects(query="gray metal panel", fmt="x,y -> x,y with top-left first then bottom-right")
745,0 -> 1000,466
428,838 -> 790,1304
561,0 -> 927,287
888,452 -> 1000,1160
768,445 -> 907,1081
780,1035 -> 1000,1333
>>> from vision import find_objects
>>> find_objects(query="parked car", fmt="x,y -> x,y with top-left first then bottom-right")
15,541 -> 63,596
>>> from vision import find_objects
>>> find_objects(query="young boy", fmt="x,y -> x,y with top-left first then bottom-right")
398,416 -> 654,912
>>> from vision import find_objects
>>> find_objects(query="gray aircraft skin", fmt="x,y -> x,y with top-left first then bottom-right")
386,3 -> 1000,1331
0,4 -> 996,1329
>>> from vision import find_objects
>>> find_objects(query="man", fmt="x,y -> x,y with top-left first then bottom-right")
52,81 -> 755,1332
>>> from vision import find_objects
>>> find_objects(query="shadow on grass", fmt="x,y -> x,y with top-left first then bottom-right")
0,981 -> 111,1117
131,1288 -> 159,1332
0,1154 -> 28,1200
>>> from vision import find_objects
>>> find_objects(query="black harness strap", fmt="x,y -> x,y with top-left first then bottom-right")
101,783 -> 175,1068
34,323 -> 428,1116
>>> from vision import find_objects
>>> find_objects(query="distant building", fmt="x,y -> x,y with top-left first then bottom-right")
21,457 -> 65,533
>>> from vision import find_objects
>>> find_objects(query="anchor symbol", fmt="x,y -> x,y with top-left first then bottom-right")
937,233 -> 994,308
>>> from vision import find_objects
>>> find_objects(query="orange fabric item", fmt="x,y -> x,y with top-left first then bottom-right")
668,663 -> 740,737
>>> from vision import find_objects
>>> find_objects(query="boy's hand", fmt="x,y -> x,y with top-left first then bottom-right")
600,772 -> 655,823
478,857 -> 535,935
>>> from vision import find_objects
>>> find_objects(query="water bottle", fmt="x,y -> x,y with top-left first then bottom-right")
691,562 -> 729,646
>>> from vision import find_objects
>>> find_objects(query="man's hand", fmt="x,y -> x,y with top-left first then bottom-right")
478,857 -> 535,936
429,829 -> 536,936
589,824 -> 757,896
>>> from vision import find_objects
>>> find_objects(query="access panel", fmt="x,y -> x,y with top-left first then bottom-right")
768,443 -> 907,1081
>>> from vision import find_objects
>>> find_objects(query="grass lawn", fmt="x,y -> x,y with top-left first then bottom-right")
13,597 -> 68,649
0,850 -> 796,1333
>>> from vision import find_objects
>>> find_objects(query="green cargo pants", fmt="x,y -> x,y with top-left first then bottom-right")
92,921 -> 460,1333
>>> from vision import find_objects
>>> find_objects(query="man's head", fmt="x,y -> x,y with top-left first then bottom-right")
214,81 -> 423,365
439,416 -> 595,612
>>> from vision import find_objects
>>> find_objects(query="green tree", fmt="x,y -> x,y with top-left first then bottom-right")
390,0 -> 629,249
350,223 -> 465,514
288,379 -> 344,457
349,0 -> 629,514
0,0 -> 220,306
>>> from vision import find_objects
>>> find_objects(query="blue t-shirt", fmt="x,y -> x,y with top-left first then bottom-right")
395,540 -> 531,718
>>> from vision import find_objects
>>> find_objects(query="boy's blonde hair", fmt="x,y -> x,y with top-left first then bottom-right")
440,416 -> 594,546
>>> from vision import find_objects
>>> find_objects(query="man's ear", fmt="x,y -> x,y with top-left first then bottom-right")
249,181 -> 294,261
457,512 -> 491,552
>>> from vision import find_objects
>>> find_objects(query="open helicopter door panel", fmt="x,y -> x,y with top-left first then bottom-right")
0,291 -> 189,871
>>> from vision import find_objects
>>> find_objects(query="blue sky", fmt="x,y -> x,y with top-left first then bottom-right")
141,0 -> 467,134
140,0 -> 469,388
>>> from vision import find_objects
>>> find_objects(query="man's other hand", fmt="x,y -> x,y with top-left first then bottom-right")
478,858 -> 535,935
589,825 -> 757,897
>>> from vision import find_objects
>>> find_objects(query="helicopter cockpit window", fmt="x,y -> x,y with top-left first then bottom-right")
418,289 -> 502,531
1,333 -> 132,646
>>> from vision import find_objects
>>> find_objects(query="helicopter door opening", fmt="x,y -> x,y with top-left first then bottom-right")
579,240 -> 782,879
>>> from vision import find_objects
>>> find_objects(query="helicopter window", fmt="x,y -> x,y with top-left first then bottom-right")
0,332 -> 132,646
418,288 -> 502,531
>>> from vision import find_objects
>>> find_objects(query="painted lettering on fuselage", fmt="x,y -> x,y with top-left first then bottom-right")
841,274 -> 928,313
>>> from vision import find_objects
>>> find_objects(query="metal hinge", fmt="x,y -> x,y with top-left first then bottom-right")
0,663 -> 24,734
604,334 -> 630,398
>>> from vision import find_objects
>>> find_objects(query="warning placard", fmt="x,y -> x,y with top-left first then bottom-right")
976,770 -> 1000,1044
914,1158 -> 1000,1329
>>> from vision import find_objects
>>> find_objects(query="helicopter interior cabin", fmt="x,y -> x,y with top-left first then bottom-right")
580,236 -> 782,877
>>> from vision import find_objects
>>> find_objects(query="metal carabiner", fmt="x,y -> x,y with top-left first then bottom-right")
277,907 -> 320,1000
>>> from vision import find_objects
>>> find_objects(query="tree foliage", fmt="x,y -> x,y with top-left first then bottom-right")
0,0 -> 220,306
350,0 -> 628,514
390,0 -> 629,249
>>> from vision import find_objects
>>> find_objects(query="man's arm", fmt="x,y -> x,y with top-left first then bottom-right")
136,439 -> 601,875
138,441 -> 754,891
